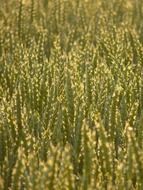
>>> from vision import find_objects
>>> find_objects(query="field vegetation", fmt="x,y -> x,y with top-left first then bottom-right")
0,0 -> 143,189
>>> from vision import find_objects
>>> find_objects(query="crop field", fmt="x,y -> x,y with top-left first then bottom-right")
0,0 -> 143,189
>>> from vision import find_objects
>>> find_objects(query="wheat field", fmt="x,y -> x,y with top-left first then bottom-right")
0,0 -> 143,189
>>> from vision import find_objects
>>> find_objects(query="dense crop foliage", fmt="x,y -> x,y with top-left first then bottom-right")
0,0 -> 143,189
